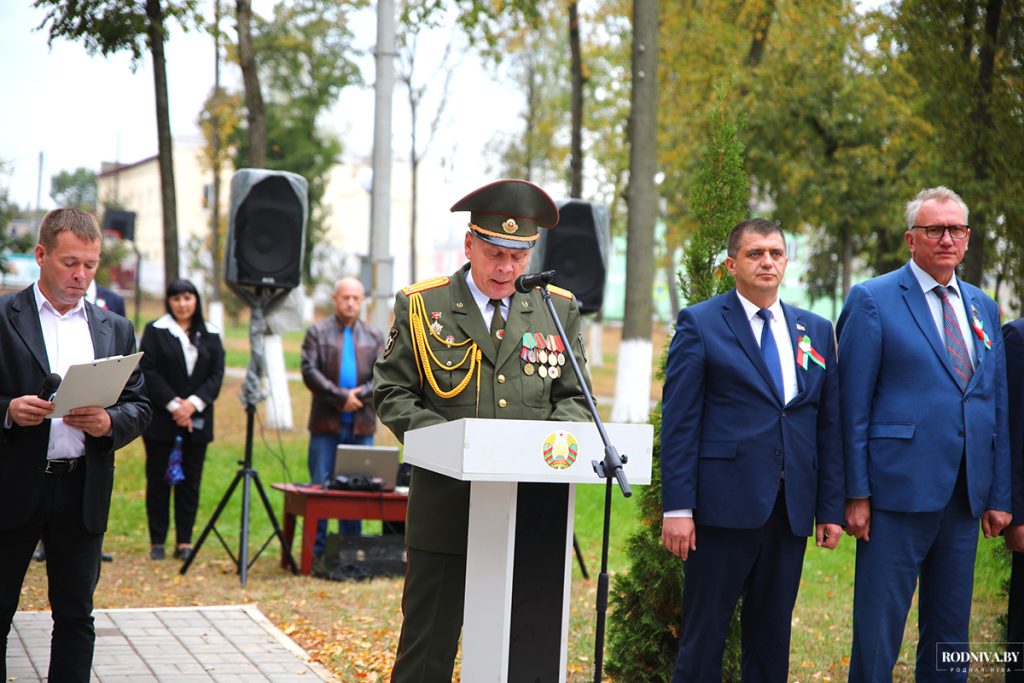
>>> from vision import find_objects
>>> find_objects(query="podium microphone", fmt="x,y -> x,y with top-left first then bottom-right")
514,270 -> 556,293
38,373 -> 61,401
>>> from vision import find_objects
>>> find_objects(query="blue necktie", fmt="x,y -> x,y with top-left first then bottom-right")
756,308 -> 784,401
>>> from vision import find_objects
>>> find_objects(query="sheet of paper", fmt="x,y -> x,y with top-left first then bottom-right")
48,352 -> 144,419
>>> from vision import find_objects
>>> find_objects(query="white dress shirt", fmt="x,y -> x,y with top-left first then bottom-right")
908,259 -> 976,368
665,293 -> 798,519
34,282 -> 94,460
151,313 -> 209,414
464,269 -> 507,325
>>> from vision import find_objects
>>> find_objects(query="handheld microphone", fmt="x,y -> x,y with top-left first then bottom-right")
37,373 -> 61,402
514,270 -> 556,294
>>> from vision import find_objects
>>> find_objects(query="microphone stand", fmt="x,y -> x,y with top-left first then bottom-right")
531,280 -> 630,683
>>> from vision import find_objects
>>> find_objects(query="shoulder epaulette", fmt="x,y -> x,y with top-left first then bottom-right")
402,276 -> 450,296
548,284 -> 574,300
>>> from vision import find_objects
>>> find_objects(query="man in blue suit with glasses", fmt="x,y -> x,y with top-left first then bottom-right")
839,186 -> 1012,682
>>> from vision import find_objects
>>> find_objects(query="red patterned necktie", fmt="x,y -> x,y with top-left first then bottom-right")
934,285 -> 973,392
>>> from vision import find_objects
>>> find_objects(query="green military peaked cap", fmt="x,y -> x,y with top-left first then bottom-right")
450,179 -> 559,250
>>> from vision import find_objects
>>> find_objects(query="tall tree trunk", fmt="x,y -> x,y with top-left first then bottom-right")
568,0 -> 584,198
523,62 -> 538,182
611,0 -> 659,423
146,0 -> 179,285
211,0 -> 223,302
841,224 -> 852,301
745,0 -> 774,67
962,0 -> 1002,285
409,84 -> 419,283
237,0 -> 266,168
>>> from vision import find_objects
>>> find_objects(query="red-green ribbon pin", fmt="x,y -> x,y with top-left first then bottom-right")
970,309 -> 992,350
796,335 -> 826,370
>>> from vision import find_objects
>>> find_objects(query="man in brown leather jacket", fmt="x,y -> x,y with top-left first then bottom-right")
300,277 -> 384,552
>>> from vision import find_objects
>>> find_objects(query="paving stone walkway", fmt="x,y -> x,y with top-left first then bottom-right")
8,604 -> 336,682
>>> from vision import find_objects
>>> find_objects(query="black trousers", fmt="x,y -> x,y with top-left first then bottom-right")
0,463 -> 104,683
143,437 -> 208,546
1009,551 -> 1024,683
673,486 -> 807,683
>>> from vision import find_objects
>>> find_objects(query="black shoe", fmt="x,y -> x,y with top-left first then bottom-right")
150,545 -> 165,560
100,551 -> 113,562
32,547 -> 46,562
173,546 -> 193,561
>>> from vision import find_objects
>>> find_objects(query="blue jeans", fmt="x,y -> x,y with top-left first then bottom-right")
308,425 -> 373,555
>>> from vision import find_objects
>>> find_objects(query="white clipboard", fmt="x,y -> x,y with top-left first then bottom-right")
48,352 -> 144,419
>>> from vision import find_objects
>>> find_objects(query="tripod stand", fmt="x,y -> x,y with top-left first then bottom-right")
180,301 -> 298,586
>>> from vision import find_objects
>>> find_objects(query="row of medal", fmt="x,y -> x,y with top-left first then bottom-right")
521,332 -> 566,378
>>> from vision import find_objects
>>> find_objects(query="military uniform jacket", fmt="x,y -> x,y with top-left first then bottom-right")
374,264 -> 593,554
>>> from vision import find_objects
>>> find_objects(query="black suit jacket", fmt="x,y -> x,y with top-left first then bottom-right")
139,319 -> 225,445
0,286 -> 151,534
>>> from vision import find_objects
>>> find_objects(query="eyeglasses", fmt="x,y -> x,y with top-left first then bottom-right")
912,224 -> 969,240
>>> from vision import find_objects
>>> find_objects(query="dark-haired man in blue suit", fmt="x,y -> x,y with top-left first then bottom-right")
839,186 -> 1011,682
661,218 -> 845,682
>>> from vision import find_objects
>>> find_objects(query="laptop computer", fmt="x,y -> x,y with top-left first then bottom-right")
333,445 -> 402,491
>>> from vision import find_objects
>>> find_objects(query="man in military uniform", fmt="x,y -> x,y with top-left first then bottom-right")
375,179 -> 593,682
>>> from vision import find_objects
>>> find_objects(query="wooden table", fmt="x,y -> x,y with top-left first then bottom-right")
271,483 -> 409,576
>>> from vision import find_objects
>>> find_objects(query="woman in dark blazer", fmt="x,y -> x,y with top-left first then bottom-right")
140,279 -> 225,561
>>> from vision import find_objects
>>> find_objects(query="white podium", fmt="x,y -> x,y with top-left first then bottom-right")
404,418 -> 653,682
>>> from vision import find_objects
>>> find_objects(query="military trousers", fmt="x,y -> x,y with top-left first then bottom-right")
391,546 -> 466,683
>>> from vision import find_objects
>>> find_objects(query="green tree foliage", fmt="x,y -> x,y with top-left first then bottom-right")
34,0 -> 202,288
606,86 -> 748,682
50,167 -> 98,212
883,0 -> 1024,289
741,2 -> 930,302
229,0 -> 364,288
485,4 -> 571,188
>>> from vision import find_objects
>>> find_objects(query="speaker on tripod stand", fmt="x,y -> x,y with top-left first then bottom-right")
181,169 -> 308,586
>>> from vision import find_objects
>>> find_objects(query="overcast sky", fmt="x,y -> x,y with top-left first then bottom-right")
0,1 -> 517,212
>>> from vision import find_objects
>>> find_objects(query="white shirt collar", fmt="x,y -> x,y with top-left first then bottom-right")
909,258 -> 962,298
153,312 -> 221,336
735,289 -> 783,323
33,281 -> 87,319
464,269 -> 505,313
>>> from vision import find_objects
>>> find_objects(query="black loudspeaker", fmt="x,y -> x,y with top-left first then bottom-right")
102,209 -> 136,241
225,168 -> 308,291
529,200 -> 610,314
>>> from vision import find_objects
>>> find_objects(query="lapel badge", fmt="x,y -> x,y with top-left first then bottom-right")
796,335 -> 826,370
795,323 -> 806,331
496,329 -> 505,340
970,306 -> 992,350
431,311 -> 442,319
445,334 -> 455,344
430,321 -> 444,336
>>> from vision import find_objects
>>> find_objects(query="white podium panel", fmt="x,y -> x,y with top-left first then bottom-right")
403,418 -> 653,682
403,418 -> 653,484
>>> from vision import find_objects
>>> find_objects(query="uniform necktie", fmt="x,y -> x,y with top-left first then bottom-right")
489,298 -> 505,342
934,285 -> 973,392
756,308 -> 784,401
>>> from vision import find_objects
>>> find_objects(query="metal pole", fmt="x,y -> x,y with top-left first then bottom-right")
368,0 -> 396,332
